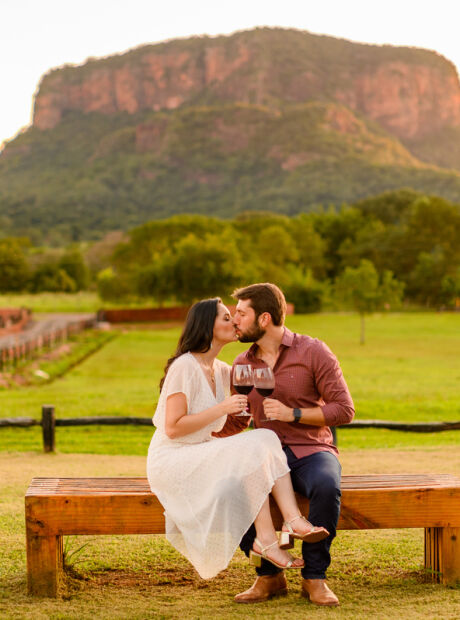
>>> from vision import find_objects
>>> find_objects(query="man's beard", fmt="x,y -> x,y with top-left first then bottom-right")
238,321 -> 266,343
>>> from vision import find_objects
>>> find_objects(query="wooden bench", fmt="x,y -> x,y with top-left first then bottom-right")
25,474 -> 460,597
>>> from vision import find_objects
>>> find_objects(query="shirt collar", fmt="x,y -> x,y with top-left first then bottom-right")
246,327 -> 293,360
281,327 -> 294,347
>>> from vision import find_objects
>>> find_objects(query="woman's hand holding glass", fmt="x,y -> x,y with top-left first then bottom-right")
221,393 -> 249,416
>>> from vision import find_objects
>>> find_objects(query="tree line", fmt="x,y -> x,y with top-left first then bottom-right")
0,189 -> 459,311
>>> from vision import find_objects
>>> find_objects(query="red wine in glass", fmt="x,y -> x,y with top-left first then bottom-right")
233,364 -> 253,416
256,387 -> 274,397
253,367 -> 275,420
235,385 -> 253,395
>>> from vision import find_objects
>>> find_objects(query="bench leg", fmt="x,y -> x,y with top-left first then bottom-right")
26,531 -> 63,597
425,527 -> 460,586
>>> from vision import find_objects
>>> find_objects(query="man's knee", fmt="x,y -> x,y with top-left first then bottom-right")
310,473 -> 341,502
292,468 -> 340,501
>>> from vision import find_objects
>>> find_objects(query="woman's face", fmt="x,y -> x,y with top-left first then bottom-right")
213,303 -> 237,344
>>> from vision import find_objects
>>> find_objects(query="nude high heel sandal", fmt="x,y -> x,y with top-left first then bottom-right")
279,515 -> 329,549
249,538 -> 304,569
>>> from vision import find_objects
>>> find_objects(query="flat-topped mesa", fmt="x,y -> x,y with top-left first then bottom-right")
32,28 -> 460,140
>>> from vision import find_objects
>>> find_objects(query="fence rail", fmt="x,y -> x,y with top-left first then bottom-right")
0,307 -> 31,335
0,314 -> 96,370
1,406 -> 459,452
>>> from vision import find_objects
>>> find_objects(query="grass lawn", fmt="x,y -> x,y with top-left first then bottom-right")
0,292 -> 104,313
0,312 -> 458,453
0,449 -> 459,619
0,292 -> 178,313
0,312 -> 459,617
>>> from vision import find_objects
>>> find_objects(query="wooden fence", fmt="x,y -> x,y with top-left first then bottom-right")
97,304 -> 295,323
0,307 -> 32,336
1,406 -> 459,452
0,315 -> 96,370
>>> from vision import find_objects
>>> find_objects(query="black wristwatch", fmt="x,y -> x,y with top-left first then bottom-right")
292,408 -> 302,423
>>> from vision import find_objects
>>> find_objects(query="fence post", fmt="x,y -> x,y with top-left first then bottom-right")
42,405 -> 56,453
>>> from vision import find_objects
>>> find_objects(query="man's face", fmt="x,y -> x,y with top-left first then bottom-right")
233,299 -> 266,343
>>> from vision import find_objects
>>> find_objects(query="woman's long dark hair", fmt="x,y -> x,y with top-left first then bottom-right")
159,298 -> 221,391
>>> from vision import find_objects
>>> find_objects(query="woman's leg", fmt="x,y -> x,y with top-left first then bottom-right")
269,473 -> 316,532
253,495 -> 303,567
270,472 -> 304,522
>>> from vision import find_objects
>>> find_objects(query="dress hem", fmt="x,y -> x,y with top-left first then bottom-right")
171,462 -> 290,580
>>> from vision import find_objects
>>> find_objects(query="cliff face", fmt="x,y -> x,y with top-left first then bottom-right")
33,28 -> 460,141
338,62 -> 460,139
33,42 -> 254,129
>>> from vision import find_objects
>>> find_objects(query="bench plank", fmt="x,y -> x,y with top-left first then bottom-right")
26,475 -> 460,533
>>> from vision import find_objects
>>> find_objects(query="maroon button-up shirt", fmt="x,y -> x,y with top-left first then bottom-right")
215,327 -> 354,459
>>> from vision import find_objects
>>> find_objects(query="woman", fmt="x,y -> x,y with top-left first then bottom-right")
147,298 -> 328,579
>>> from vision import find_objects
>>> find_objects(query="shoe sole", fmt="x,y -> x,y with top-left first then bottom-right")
279,529 -> 329,549
235,588 -> 288,604
250,549 -> 304,569
301,590 -> 339,606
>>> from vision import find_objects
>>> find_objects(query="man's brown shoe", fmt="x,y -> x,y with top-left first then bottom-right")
301,579 -> 339,606
234,573 -> 288,603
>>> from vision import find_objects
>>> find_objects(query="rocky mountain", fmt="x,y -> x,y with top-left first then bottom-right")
1,27 -> 460,242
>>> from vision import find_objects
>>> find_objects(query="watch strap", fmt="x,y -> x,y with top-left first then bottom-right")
293,408 -> 302,423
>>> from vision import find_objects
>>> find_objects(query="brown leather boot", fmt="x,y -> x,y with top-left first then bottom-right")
234,573 -> 288,603
301,579 -> 339,606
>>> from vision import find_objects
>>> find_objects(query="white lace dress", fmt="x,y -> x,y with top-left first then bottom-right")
146,352 -> 289,579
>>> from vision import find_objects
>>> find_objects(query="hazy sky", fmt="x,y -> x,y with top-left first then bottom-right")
1,0 -> 459,146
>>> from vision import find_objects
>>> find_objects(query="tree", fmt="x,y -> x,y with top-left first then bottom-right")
59,248 -> 90,290
255,225 -> 299,287
136,257 -> 176,305
407,247 -> 450,307
311,206 -> 366,278
0,239 -> 29,292
283,266 -> 325,313
164,231 -> 250,303
388,196 -> 460,288
290,214 -> 327,278
440,267 -> 460,308
334,259 -> 404,344
29,262 -> 77,293
96,267 -> 134,301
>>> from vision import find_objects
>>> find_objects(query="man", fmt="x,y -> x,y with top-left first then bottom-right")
216,283 -> 354,606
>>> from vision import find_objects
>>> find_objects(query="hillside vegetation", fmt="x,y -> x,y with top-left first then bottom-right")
1,28 -> 460,243
1,190 -> 459,309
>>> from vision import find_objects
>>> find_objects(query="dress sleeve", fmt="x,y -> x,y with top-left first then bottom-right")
162,356 -> 197,412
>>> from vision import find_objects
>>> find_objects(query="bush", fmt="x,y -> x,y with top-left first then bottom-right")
284,268 -> 325,313
29,262 -> 77,292
0,239 -> 30,292
96,267 -> 134,301
59,249 -> 90,290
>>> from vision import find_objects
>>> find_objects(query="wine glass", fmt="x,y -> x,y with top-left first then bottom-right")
253,367 -> 275,421
233,364 -> 253,416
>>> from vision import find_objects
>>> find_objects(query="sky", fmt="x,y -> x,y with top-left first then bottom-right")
1,0 -> 459,146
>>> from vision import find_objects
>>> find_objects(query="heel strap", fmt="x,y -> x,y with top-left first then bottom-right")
254,537 -> 279,555
283,515 -> 307,533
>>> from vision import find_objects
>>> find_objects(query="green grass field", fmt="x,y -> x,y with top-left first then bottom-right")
0,312 -> 459,618
0,292 -> 181,313
1,450 -> 459,619
1,312 -> 459,454
0,292 -> 104,313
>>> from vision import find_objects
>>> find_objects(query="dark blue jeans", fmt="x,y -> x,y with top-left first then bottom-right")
240,448 -> 342,580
